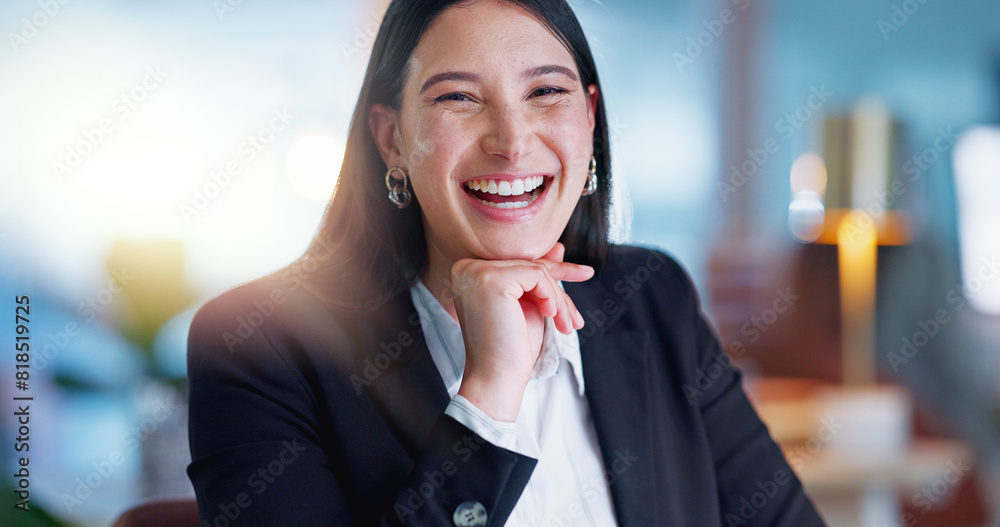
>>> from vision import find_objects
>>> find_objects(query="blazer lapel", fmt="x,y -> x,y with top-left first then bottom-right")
567,280 -> 657,526
357,291 -> 450,454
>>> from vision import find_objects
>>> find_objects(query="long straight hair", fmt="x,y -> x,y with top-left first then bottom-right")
298,0 -> 612,312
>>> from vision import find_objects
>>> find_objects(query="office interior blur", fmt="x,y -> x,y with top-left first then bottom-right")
1,0 -> 998,525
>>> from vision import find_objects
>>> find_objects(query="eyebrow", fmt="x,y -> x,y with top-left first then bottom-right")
523,64 -> 579,83
419,71 -> 481,94
418,64 -> 579,94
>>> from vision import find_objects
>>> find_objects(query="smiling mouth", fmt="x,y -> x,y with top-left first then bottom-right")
463,176 -> 548,209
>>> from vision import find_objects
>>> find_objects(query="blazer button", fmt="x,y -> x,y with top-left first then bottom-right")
452,501 -> 488,527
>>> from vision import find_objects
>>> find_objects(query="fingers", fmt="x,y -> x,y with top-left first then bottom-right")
459,256 -> 593,283
452,255 -> 590,336
517,268 -> 560,319
538,243 -> 594,282
514,262 -> 583,334
537,243 -> 589,332
562,291 -> 585,333
537,259 -> 594,283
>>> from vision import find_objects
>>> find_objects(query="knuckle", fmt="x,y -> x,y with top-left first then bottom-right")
474,269 -> 501,290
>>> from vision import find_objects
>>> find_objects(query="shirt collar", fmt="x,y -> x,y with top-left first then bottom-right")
410,278 -> 586,397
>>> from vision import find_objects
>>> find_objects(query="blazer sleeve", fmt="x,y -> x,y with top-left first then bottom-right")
186,292 -> 536,526
671,260 -> 827,526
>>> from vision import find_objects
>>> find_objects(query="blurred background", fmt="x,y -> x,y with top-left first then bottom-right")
1,0 -> 998,525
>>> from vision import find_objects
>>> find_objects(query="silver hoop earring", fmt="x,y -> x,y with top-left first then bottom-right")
582,155 -> 597,196
385,166 -> 411,209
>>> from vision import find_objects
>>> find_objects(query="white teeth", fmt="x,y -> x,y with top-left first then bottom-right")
464,176 -> 547,210
473,186 -> 542,210
510,179 -> 524,195
476,199 -> 531,209
465,176 -> 546,195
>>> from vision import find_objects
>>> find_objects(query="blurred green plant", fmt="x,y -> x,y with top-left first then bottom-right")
103,239 -> 196,386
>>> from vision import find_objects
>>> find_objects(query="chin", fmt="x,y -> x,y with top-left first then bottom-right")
471,236 -> 555,262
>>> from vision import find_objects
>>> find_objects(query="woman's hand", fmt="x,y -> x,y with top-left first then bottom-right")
451,242 -> 594,422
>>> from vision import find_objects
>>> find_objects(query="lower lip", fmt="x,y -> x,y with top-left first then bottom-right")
461,179 -> 550,222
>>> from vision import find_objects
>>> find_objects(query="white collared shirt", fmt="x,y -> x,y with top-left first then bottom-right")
410,280 -> 618,527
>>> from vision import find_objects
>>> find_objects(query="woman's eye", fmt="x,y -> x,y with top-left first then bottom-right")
435,92 -> 472,103
532,86 -> 567,98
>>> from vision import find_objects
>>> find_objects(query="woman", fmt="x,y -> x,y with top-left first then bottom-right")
186,0 -> 826,525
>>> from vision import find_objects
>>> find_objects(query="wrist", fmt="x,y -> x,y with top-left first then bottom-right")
457,373 -> 528,423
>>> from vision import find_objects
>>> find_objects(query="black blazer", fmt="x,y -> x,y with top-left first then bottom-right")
187,245 -> 825,526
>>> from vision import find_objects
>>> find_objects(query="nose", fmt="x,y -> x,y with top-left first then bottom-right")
480,103 -> 531,162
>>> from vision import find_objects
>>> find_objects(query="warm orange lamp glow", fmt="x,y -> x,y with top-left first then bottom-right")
837,211 -> 878,386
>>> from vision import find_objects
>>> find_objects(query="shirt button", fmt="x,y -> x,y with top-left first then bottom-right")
452,501 -> 488,527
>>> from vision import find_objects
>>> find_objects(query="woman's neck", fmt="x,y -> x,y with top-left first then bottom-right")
421,237 -> 460,323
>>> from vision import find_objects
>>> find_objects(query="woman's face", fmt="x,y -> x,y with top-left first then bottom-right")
370,0 -> 598,264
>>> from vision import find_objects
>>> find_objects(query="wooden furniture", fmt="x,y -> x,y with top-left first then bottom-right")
111,498 -> 200,527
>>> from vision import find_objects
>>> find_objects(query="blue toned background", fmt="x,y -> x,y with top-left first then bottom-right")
1,0 -> 998,525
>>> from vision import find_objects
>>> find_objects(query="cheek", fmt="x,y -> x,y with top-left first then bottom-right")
546,110 -> 593,172
407,116 -> 466,194
417,114 -> 478,164
535,110 -> 589,187
403,115 -> 436,167
409,136 -> 434,168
